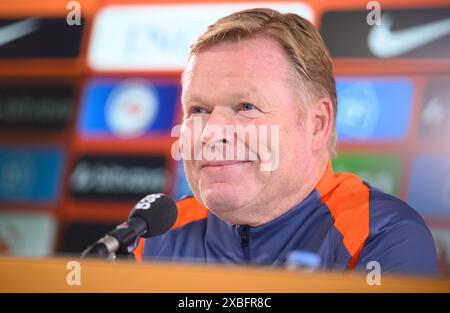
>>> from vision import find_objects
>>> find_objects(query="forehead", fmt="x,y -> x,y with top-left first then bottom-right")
182,36 -> 294,98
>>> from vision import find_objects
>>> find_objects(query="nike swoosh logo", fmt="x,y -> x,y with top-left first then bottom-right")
0,18 -> 40,47
368,14 -> 450,58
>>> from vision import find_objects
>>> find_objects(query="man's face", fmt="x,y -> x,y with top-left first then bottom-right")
181,36 -> 316,226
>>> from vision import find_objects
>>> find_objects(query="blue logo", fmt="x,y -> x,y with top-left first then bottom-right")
336,77 -> 413,141
285,250 -> 321,270
78,78 -> 179,138
407,155 -> 450,217
0,147 -> 64,203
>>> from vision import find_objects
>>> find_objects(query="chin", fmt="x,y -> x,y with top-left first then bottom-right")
201,184 -> 244,215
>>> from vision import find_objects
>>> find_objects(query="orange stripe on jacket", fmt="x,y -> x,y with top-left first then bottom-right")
172,196 -> 209,230
316,162 -> 370,270
133,196 -> 208,261
133,238 -> 144,263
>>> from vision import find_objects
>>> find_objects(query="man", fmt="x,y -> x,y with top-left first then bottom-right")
134,8 -> 437,275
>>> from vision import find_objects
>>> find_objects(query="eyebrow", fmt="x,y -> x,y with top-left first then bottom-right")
183,88 -> 255,105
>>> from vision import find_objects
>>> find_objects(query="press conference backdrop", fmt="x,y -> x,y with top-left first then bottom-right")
0,0 -> 449,275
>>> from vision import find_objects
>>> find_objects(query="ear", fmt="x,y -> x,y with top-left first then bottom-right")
309,97 -> 333,153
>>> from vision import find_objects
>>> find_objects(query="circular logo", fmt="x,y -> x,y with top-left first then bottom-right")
105,79 -> 158,139
337,80 -> 380,140
0,153 -> 34,198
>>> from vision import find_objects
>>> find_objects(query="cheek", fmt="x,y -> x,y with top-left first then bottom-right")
278,124 -> 310,163
180,118 -> 205,160
183,160 -> 200,193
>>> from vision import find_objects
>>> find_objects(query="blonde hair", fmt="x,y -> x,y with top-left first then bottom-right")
187,8 -> 337,157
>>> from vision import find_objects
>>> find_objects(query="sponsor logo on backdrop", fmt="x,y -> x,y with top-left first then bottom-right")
0,18 -> 84,59
0,148 -> 64,202
332,153 -> 401,196
88,2 -> 313,71
0,153 -> 34,197
105,80 -> 158,139
337,80 -> 380,139
0,213 -> 56,256
420,77 -> 450,138
368,14 -> 450,58
69,155 -> 169,201
408,155 -> 450,217
78,78 -> 178,138
336,77 -> 413,141
0,85 -> 73,131
320,8 -> 450,59
0,18 -> 40,48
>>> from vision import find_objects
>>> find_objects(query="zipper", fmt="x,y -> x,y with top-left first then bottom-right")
239,225 -> 250,262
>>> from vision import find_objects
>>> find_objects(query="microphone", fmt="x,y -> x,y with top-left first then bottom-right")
81,193 -> 178,258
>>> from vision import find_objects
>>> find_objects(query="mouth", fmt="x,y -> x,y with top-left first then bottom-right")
201,160 -> 252,168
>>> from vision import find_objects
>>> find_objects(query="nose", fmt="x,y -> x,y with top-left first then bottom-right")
201,108 -> 231,144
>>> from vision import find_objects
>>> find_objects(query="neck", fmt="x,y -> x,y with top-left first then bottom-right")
248,159 -> 329,227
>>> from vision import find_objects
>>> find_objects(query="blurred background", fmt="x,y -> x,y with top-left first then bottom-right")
0,0 -> 449,275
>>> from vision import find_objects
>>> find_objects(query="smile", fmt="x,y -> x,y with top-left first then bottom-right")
201,160 -> 252,168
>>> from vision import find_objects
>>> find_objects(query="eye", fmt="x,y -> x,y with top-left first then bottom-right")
189,106 -> 208,115
238,103 -> 257,111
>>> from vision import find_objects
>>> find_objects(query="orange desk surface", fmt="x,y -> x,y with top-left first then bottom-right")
0,257 -> 449,293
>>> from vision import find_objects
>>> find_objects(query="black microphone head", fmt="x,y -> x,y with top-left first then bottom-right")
129,193 -> 178,238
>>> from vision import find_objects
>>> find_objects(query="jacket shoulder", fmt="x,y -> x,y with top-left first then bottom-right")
355,188 -> 438,275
